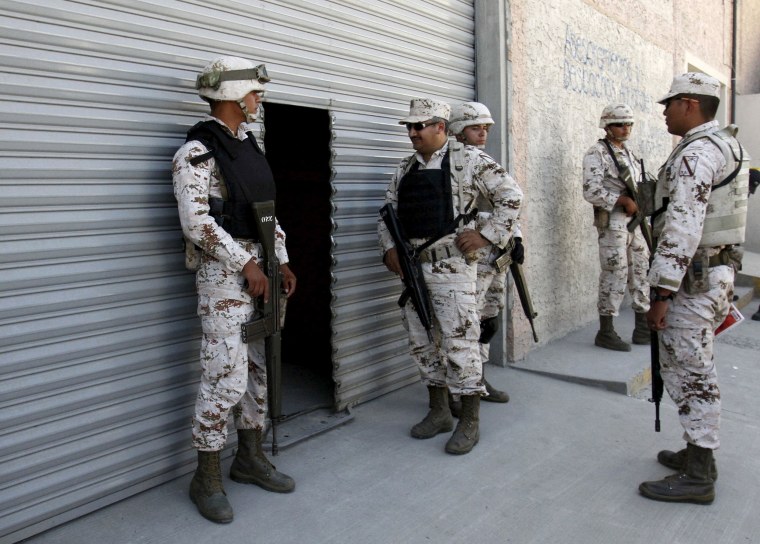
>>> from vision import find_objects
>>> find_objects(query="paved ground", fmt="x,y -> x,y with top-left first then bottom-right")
21,297 -> 760,544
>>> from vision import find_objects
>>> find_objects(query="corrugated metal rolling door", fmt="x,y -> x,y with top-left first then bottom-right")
0,1 -> 474,541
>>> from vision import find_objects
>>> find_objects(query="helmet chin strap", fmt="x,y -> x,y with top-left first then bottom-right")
238,100 -> 258,123
605,127 -> 628,144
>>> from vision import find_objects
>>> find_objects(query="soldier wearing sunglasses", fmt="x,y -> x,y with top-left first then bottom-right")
582,103 -> 651,351
378,98 -> 523,455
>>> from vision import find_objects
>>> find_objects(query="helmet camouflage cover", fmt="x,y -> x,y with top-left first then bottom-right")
196,56 -> 270,102
449,102 -> 494,135
599,103 -> 634,128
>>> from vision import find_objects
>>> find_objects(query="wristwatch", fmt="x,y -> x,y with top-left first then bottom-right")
653,290 -> 674,302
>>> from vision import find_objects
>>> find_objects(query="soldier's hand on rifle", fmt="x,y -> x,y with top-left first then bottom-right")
280,263 -> 297,297
510,237 -> 525,265
383,247 -> 403,278
616,195 -> 639,217
456,229 -> 489,253
647,290 -> 672,331
242,258 -> 270,302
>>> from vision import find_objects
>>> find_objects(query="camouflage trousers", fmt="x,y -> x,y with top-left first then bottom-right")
401,254 -> 486,396
659,264 -> 734,450
476,256 -> 507,364
192,247 -> 268,452
596,220 -> 650,316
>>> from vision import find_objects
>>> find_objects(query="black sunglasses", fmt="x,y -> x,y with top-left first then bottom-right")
609,122 -> 633,128
405,120 -> 438,131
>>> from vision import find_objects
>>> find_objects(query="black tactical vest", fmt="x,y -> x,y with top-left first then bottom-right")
185,120 -> 276,239
397,151 -> 454,238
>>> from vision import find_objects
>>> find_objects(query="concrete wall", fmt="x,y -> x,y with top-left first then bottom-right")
736,94 -> 760,253
737,0 -> 760,94
506,0 -> 737,359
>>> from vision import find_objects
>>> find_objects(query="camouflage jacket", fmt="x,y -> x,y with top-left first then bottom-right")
172,115 -> 289,272
582,139 -> 640,212
378,141 -> 523,253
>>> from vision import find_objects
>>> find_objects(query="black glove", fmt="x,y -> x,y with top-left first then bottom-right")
510,237 -> 524,265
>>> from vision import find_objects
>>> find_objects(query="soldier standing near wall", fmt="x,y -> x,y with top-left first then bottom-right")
379,98 -> 522,455
172,56 -> 297,523
448,101 -> 522,405
639,72 -> 749,504
582,104 -> 651,351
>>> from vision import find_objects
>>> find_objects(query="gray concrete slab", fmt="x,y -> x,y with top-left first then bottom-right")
20,298 -> 760,544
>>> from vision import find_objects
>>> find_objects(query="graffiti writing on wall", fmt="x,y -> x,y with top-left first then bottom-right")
563,24 -> 653,113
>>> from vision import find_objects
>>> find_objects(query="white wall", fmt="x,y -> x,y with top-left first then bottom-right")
736,94 -> 760,253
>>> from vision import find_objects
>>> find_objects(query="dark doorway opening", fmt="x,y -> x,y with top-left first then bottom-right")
263,103 -> 334,417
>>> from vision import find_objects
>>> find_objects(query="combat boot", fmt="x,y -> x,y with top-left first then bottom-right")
448,391 -> 462,418
632,312 -> 651,345
657,447 -> 718,481
594,315 -> 631,352
230,429 -> 295,492
189,450 -> 234,523
411,385 -> 454,439
483,375 -> 509,403
639,443 -> 715,504
445,394 -> 480,455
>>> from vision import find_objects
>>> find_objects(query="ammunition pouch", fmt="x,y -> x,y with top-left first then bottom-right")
593,207 -> 610,229
683,246 -> 743,295
637,172 -> 658,217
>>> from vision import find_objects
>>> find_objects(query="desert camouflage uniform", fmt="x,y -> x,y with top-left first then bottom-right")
649,120 -> 733,450
474,214 -> 523,363
379,142 -> 522,395
583,140 -> 650,316
173,116 -> 289,451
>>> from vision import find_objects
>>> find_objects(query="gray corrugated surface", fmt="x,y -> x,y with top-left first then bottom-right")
0,1 -> 474,541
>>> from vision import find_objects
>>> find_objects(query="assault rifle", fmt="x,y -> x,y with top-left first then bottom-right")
649,231 -> 663,433
494,238 -> 539,343
380,203 -> 435,343
241,200 -> 284,454
601,140 -> 654,250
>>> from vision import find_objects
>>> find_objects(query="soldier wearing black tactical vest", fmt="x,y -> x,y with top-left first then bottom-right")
172,56 -> 297,523
378,98 -> 522,455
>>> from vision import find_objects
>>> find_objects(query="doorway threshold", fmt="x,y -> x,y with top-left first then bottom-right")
262,407 -> 354,452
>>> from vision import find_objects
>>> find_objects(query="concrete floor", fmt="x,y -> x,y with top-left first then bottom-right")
20,298 -> 760,544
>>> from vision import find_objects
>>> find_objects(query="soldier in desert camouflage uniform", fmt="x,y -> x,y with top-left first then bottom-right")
379,98 -> 522,455
173,56 -> 296,523
582,104 -> 650,351
448,101 -> 525,406
638,73 -> 749,504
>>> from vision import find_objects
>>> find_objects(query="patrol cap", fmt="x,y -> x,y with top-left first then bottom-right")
398,98 -> 450,124
658,72 -> 720,104
449,102 -> 494,135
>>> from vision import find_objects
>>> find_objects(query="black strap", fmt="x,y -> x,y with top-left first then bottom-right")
712,143 -> 743,191
190,150 -> 215,166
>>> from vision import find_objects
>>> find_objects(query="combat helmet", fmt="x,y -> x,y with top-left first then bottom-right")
599,104 -> 634,128
195,56 -> 270,102
449,102 -> 494,135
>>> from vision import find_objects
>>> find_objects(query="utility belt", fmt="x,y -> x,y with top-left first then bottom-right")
417,242 -> 464,264
683,246 -> 743,295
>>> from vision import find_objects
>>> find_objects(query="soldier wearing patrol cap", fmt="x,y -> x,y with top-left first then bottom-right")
378,98 -> 522,455
639,72 -> 750,504
582,103 -> 651,351
172,56 -> 297,523
449,101 -> 523,406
